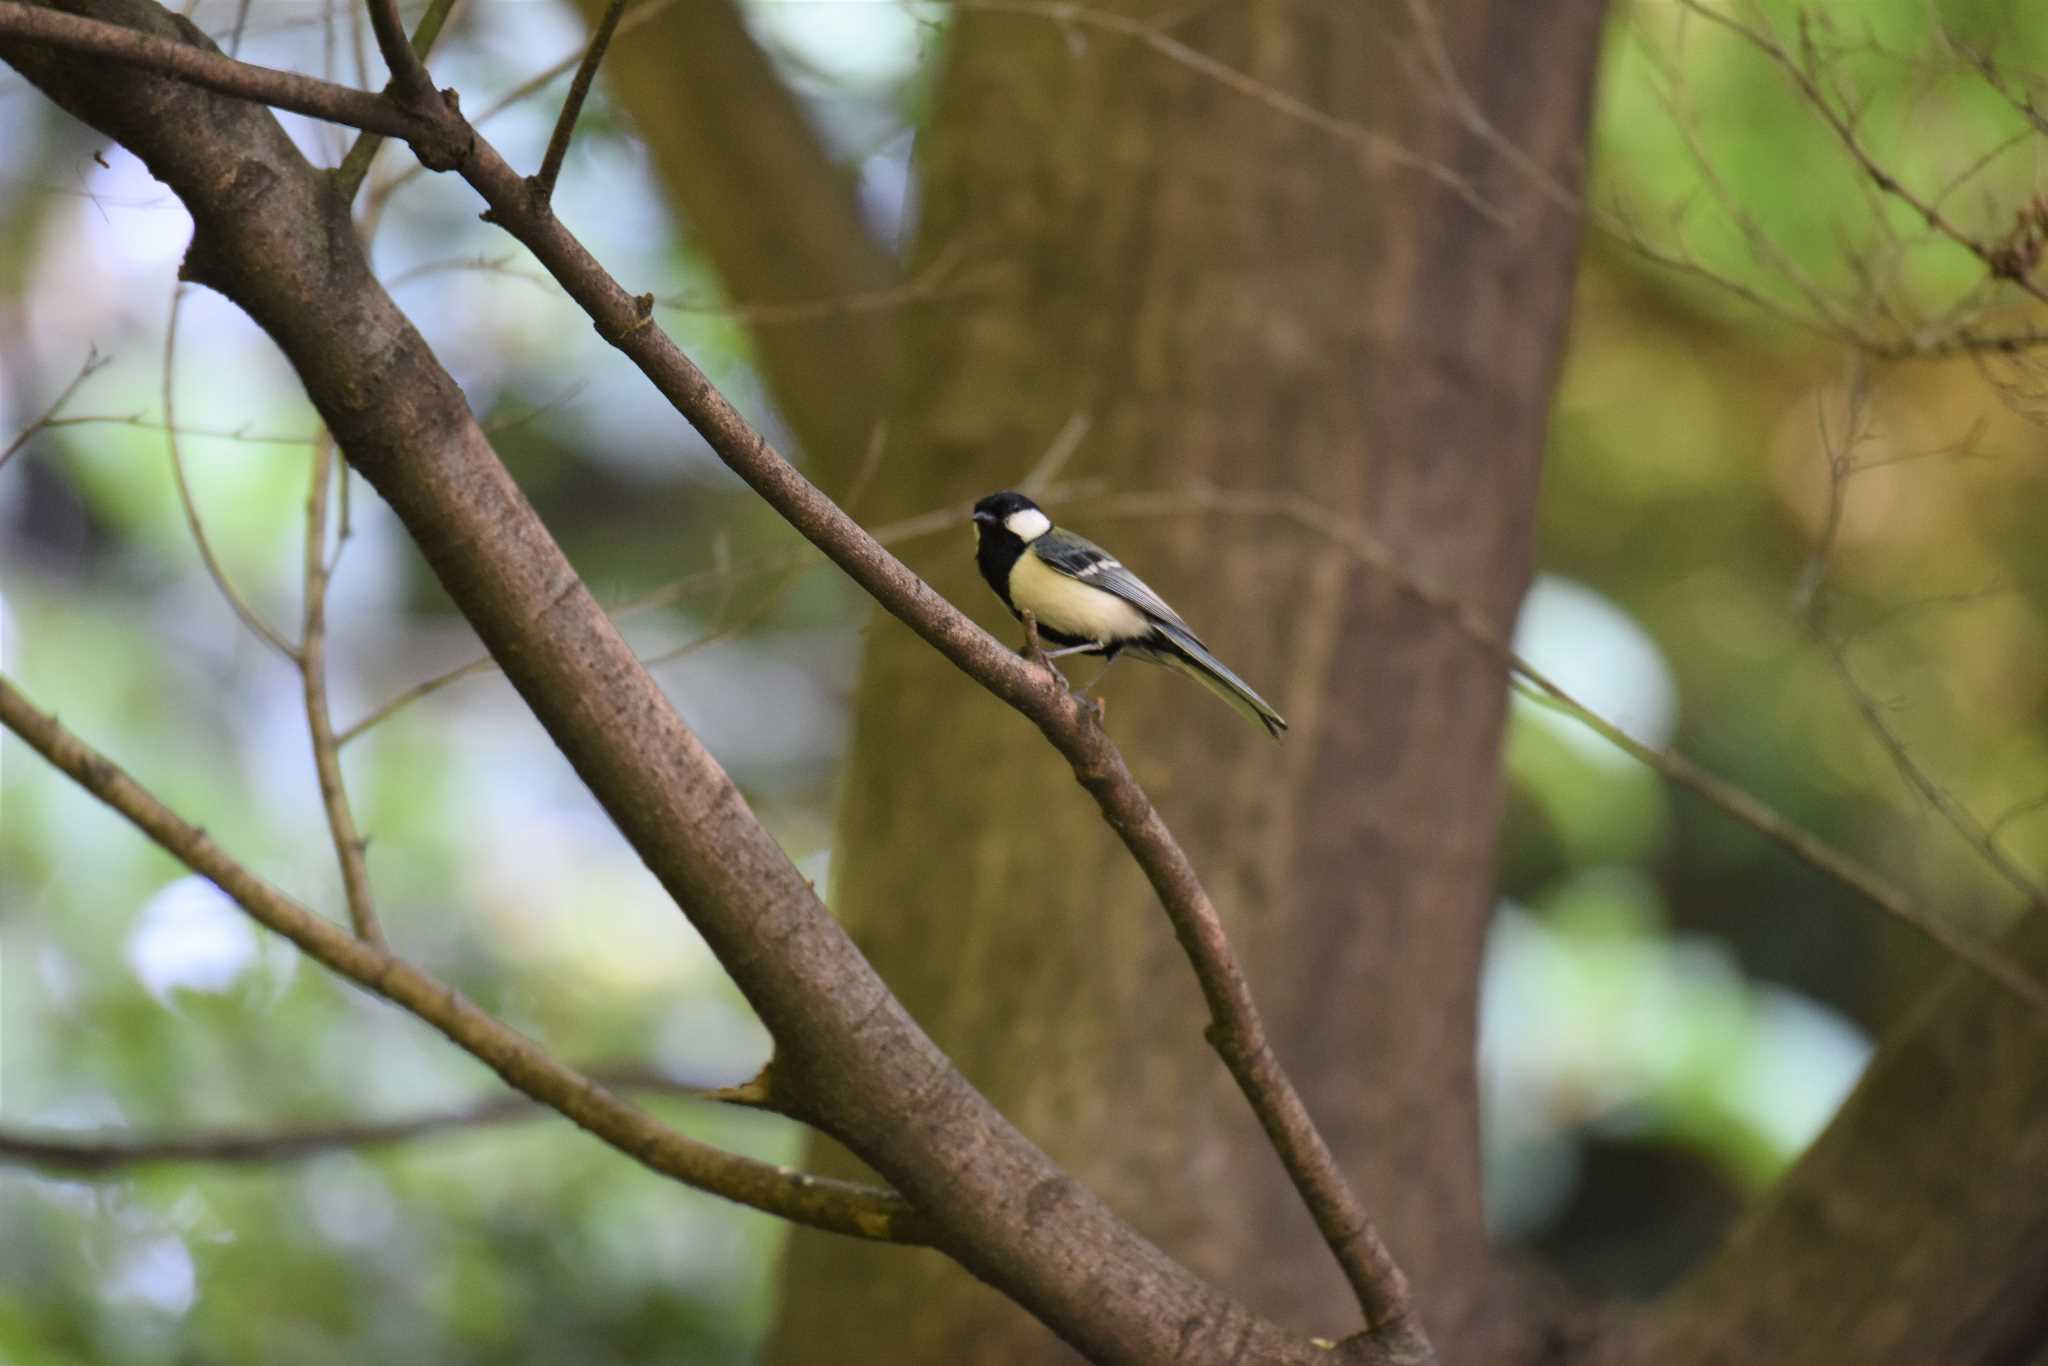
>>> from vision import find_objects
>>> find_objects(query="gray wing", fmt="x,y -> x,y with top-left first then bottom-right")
1032,528 -> 1196,636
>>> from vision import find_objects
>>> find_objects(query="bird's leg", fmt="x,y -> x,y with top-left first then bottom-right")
1074,648 -> 1121,698
1017,611 -> 1070,688
1042,644 -> 1098,660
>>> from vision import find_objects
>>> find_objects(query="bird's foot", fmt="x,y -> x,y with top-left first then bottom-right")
1017,611 -> 1069,689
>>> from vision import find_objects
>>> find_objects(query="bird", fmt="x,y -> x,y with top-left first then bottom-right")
970,490 -> 1288,738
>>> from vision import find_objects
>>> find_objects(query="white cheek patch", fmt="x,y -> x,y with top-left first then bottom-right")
1003,507 -> 1052,541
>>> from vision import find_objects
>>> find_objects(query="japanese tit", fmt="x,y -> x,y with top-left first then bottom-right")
970,490 -> 1287,738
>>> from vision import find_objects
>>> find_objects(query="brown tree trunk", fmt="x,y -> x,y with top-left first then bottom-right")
772,3 -> 1607,1362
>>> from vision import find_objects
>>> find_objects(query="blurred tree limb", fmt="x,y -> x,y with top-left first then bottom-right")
0,1063 -> 774,1173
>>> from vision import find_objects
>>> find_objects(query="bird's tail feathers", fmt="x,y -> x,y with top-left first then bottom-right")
1143,625 -> 1288,738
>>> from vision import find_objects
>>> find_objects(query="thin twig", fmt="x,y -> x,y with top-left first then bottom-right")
301,431 -> 385,945
658,241 -> 970,324
362,0 -> 694,218
336,492 -> 972,744
0,672 -> 924,1243
1513,657 -> 2048,1013
532,0 -> 626,201
1681,1 -> 2048,310
0,1063 -> 777,1173
42,413 -> 320,446
0,346 -> 111,475
163,284 -> 299,661
1790,359 -> 1875,615
362,0 -> 433,103
337,653 -> 498,744
1820,635 -> 2046,905
332,0 -> 460,201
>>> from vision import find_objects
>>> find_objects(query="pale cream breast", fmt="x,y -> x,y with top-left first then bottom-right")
1010,550 -> 1149,642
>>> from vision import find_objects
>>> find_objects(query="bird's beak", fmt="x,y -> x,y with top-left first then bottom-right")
971,510 -> 994,525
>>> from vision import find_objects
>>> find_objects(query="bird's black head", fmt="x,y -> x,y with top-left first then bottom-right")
971,490 -> 1045,534
970,491 -> 1051,612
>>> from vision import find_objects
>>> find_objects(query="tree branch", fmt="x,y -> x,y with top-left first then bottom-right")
0,345 -> 110,474
300,431 -> 384,945
162,284 -> 299,661
0,1064 -> 775,1173
332,0 -> 459,200
0,672 -> 923,1243
532,0 -> 623,202
361,0 -> 432,104
0,0 -> 414,135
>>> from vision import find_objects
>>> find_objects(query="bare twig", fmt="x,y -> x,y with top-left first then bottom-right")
532,0 -> 625,201
0,346 -> 111,474
0,1063 -> 776,1173
41,413 -> 319,446
0,672 -> 923,1243
1681,2 -> 2048,310
1790,360 -> 1875,614
1790,359 -> 2048,911
362,0 -> 692,218
301,432 -> 384,944
1991,789 -> 2048,844
332,0 -> 460,200
1820,636 -> 2046,905
0,2 -> 418,135
657,241 -> 970,324
1514,656 -> 2048,1013
337,653 -> 498,744
163,284 -> 299,661
362,0 -> 432,104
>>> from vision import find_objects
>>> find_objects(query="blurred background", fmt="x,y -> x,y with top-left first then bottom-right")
5,0 -> 2048,1360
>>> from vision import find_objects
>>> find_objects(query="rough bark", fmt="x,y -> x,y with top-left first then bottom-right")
774,3 -> 1608,1363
